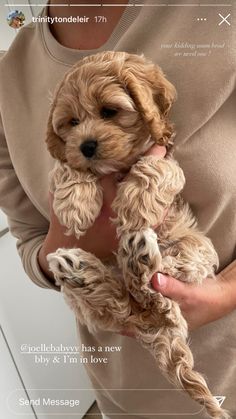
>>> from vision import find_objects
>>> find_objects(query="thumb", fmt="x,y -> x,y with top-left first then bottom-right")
144,144 -> 166,159
151,273 -> 188,301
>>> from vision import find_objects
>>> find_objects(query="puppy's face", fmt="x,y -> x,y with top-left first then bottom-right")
46,52 -> 176,174
50,67 -> 150,174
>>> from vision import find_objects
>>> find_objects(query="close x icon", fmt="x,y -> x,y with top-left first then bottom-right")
218,13 -> 231,26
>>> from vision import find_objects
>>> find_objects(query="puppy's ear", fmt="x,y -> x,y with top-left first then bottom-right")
45,97 -> 66,162
46,107 -> 66,162
45,59 -> 87,161
152,71 -> 176,117
120,55 -> 176,146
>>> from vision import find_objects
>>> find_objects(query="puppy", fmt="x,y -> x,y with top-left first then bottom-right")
46,51 -> 229,419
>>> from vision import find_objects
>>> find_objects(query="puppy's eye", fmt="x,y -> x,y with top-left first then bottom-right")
70,118 -> 80,126
100,107 -> 118,119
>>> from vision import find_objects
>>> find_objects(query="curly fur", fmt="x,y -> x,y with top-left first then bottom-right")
46,51 -> 230,419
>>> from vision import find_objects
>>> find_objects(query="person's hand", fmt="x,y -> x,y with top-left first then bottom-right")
122,271 -> 236,337
38,145 -> 166,280
151,272 -> 236,330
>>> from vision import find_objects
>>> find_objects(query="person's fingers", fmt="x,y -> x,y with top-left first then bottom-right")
120,329 -> 135,338
144,144 -> 167,159
48,191 -> 57,220
99,173 -> 118,208
48,191 -> 53,208
151,273 -> 189,302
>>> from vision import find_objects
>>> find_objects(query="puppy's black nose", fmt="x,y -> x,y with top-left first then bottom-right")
80,139 -> 98,158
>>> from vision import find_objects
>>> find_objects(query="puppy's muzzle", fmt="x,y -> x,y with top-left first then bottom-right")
80,139 -> 98,159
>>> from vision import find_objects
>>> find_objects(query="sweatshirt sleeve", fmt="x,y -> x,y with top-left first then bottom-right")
0,114 -> 60,291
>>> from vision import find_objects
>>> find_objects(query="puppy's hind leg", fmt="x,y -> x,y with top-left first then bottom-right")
117,228 -> 161,308
47,248 -> 130,334
159,204 -> 219,285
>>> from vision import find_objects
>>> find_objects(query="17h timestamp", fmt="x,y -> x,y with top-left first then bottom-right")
94,16 -> 107,23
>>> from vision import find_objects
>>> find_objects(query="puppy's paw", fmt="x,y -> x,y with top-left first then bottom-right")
161,234 -> 219,285
47,248 -> 87,288
118,228 -> 162,299
47,247 -> 108,290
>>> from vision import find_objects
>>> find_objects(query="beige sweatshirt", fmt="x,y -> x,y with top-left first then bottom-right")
0,1 -> 236,417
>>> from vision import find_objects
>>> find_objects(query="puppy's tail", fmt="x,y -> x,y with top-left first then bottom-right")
137,317 -> 230,419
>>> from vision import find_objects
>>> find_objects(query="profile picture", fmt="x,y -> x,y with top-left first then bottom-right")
7,10 -> 25,29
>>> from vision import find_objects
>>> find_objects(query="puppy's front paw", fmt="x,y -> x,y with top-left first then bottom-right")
50,162 -> 103,239
112,156 -> 185,236
118,228 -> 162,302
